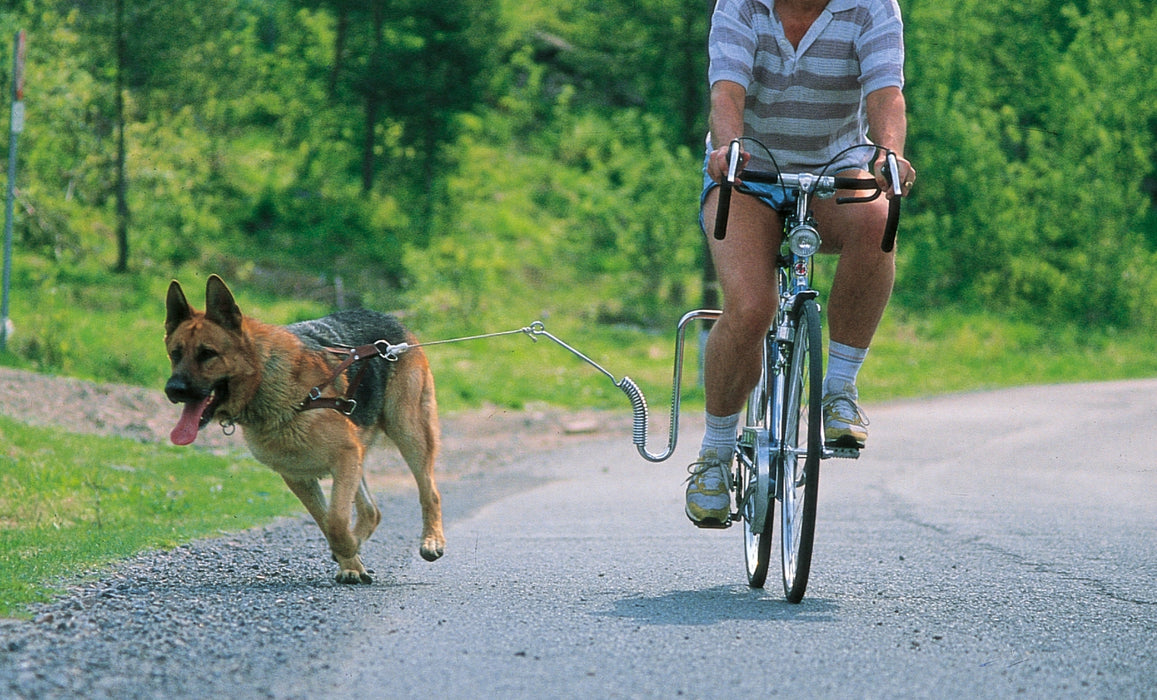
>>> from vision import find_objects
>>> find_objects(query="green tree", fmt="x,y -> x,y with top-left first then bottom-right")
900,0 -> 1157,327
509,0 -> 710,150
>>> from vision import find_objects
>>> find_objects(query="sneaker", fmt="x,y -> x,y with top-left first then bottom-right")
823,380 -> 869,449
685,449 -> 732,528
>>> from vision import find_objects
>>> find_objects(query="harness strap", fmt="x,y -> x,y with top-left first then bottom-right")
297,343 -> 382,416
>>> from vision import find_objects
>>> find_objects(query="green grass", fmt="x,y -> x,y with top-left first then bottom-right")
5,253 -> 1155,413
862,309 -> 1157,401
0,416 -> 299,617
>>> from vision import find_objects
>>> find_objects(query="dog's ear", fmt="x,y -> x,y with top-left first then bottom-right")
165,280 -> 193,337
204,274 -> 243,332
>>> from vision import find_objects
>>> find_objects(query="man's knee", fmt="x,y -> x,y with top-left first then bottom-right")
719,297 -> 776,341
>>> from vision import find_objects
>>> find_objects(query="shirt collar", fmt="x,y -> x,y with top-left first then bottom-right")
760,0 -> 860,13
826,0 -> 859,12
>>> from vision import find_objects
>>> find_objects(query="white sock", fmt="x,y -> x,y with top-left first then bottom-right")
701,411 -> 741,460
824,341 -> 868,394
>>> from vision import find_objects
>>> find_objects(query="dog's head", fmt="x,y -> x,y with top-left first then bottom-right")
164,275 -> 256,445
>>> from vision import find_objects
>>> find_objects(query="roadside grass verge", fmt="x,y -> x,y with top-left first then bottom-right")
863,310 -> 1157,400
0,416 -> 298,617
3,256 -> 1155,412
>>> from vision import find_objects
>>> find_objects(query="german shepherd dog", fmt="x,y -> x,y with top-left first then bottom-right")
163,275 -> 444,584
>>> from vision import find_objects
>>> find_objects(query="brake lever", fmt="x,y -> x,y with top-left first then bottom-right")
885,152 -> 902,198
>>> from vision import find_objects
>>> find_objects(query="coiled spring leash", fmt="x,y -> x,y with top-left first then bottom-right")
371,314 -> 720,463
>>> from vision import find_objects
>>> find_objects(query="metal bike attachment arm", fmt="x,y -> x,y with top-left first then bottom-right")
347,317 -> 717,463
520,314 -> 719,462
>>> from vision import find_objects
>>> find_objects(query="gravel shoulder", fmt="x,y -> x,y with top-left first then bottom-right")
0,366 -> 632,699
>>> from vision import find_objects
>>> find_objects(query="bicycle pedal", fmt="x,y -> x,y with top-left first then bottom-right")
824,446 -> 861,460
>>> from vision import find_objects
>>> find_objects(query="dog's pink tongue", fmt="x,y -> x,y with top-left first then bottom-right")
170,396 -> 212,445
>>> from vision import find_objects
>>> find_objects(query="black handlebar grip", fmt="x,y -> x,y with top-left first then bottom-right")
713,181 -> 732,241
713,140 -> 743,241
882,195 -> 900,253
880,151 -> 902,253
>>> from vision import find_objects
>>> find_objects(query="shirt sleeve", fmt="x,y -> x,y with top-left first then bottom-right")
857,0 -> 905,94
708,0 -> 759,90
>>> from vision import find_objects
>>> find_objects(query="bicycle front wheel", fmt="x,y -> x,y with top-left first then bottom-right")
740,337 -> 774,588
779,298 -> 823,603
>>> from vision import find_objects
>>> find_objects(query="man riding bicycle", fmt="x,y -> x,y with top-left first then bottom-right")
687,0 -> 917,527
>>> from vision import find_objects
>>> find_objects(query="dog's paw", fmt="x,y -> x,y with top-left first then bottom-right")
335,569 -> 373,585
419,539 -> 445,562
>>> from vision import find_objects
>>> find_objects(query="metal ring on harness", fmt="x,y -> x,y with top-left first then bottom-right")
374,339 -> 407,361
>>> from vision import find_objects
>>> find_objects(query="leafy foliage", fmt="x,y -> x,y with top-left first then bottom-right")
0,0 -> 1154,390
899,0 -> 1157,325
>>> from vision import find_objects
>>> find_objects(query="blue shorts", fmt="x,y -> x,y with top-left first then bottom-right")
698,154 -> 797,235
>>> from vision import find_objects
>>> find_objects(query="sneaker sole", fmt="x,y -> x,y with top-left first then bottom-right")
824,434 -> 866,450
690,516 -> 731,529
685,506 -> 731,529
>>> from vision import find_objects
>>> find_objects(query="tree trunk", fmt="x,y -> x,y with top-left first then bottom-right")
360,1 -> 385,194
113,0 -> 130,273
328,5 -> 348,100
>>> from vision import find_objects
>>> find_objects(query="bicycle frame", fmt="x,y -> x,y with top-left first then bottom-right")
768,188 -> 821,454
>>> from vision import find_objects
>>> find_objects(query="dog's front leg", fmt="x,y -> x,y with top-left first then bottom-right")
282,476 -> 328,532
326,459 -> 372,584
284,474 -> 370,584
352,476 -> 382,547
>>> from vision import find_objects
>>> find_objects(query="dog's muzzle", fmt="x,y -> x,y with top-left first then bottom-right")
165,375 -> 206,405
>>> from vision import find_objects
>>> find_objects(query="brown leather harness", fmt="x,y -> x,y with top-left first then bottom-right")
297,340 -> 404,416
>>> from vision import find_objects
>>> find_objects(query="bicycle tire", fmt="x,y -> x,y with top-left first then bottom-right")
740,336 -> 775,587
779,298 -> 823,603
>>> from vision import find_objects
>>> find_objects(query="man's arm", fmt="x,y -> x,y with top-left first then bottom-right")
706,79 -> 749,183
865,86 -> 915,195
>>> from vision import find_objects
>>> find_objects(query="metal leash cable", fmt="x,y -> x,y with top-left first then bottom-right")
372,324 -> 543,361
371,319 -> 688,463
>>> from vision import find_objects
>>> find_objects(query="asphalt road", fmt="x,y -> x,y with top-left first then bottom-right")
4,380 -> 1155,699
303,379 -> 1157,699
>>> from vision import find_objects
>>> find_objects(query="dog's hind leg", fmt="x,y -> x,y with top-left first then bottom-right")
384,356 -> 445,562
392,430 -> 444,562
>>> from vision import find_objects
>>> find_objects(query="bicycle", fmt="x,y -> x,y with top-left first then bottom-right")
710,138 -> 903,602
469,138 -> 902,602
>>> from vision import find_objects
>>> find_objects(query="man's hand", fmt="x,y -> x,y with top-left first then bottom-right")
873,150 -> 916,199
865,86 -> 914,199
707,144 -> 751,184
707,81 -> 749,183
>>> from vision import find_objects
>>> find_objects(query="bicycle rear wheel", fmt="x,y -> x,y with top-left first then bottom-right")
739,337 -> 774,588
779,298 -> 823,603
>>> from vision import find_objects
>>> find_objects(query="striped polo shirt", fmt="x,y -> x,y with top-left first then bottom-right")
708,0 -> 905,173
